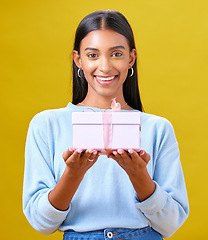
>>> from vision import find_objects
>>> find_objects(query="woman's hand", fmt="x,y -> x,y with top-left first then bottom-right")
48,147 -> 99,211
108,149 -> 150,176
62,147 -> 99,178
109,149 -> 155,202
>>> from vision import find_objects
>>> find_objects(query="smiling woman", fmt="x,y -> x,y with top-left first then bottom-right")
73,29 -> 136,108
72,10 -> 143,111
23,10 -> 189,240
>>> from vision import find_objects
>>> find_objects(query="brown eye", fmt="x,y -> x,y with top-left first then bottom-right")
112,52 -> 122,57
88,53 -> 98,58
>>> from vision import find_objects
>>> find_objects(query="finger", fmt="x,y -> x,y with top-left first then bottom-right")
62,147 -> 74,161
107,152 -> 117,161
86,149 -> 95,162
87,151 -> 100,166
112,150 -> 124,164
91,150 -> 99,162
65,148 -> 83,165
128,149 -> 140,162
81,148 -> 93,161
117,149 -> 131,162
84,149 -> 99,163
139,150 -> 151,163
128,149 -> 150,164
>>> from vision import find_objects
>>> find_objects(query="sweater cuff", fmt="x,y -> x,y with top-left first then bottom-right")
136,181 -> 167,215
38,190 -> 71,222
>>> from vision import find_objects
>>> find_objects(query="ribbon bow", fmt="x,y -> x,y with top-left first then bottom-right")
110,97 -> 121,112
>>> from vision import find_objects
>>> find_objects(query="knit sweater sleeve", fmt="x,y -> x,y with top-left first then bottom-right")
23,112 -> 70,234
136,117 -> 189,238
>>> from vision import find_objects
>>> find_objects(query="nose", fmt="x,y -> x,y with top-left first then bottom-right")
98,56 -> 112,73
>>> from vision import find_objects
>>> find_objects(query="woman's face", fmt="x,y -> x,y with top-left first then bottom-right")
73,29 -> 136,100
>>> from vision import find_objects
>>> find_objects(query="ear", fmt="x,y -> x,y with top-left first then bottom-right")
73,50 -> 82,69
129,48 -> 137,68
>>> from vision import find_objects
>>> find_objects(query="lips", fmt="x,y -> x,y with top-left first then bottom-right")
94,75 -> 118,85
96,75 -> 116,81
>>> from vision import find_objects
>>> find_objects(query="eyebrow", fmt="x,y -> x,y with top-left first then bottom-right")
84,45 -> 125,51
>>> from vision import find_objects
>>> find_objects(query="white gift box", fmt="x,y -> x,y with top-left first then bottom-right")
72,112 -> 141,153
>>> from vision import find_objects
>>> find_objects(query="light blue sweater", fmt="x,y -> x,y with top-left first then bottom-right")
23,103 -> 189,238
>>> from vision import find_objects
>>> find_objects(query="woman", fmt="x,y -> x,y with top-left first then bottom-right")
23,10 -> 189,239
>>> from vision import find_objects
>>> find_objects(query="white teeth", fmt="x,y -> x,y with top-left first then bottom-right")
96,76 -> 115,81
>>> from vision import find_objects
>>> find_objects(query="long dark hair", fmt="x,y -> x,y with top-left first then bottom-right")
72,10 -> 143,111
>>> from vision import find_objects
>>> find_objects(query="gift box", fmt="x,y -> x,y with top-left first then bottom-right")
72,111 -> 141,154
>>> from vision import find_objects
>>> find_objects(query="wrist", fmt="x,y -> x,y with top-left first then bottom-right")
127,167 -> 149,181
127,168 -> 156,202
64,166 -> 85,182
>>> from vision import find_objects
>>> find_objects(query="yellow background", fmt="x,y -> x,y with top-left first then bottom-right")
1,0 -> 207,239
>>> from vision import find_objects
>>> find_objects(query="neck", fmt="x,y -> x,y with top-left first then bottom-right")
80,94 -> 127,110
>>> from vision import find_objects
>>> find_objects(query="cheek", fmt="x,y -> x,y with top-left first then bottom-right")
117,61 -> 129,76
82,62 -> 97,75
115,57 -> 129,69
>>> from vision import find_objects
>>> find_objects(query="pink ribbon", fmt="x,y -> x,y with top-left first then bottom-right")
102,112 -> 112,150
110,97 -> 121,112
102,98 -> 121,152
81,98 -> 122,152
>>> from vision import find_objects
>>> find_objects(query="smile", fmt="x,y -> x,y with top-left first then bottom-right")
94,75 -> 118,85
95,75 -> 117,81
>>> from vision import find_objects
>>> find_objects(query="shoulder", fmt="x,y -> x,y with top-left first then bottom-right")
141,112 -> 176,140
140,112 -> 179,160
30,107 -> 67,125
29,103 -> 77,126
141,112 -> 173,128
28,104 -> 77,133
